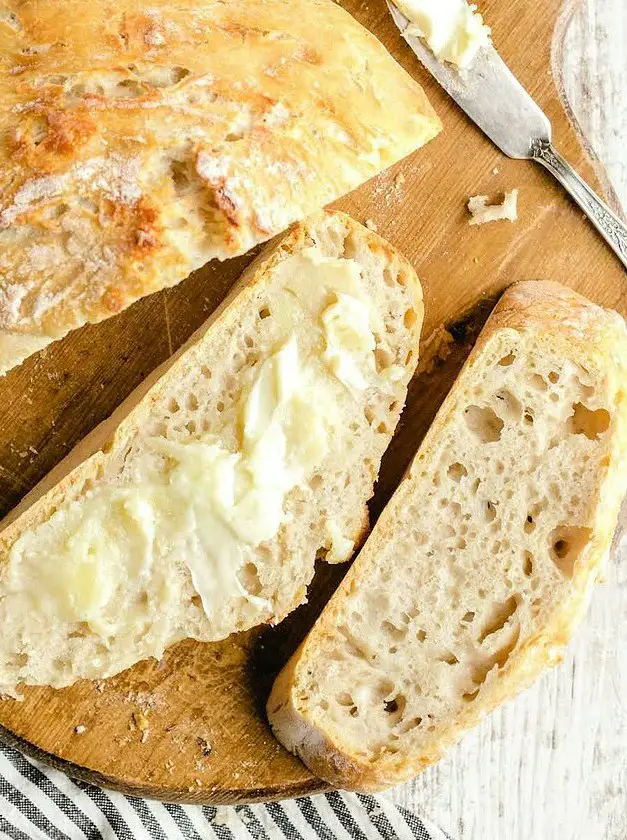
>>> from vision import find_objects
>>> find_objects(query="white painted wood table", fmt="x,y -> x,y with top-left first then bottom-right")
389,2 -> 627,839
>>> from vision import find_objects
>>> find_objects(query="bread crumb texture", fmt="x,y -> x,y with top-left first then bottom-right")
268,281 -> 627,791
0,211 -> 424,692
468,189 -> 518,225
0,0 -> 440,374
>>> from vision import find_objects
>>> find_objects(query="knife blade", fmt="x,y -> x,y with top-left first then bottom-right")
386,0 -> 627,269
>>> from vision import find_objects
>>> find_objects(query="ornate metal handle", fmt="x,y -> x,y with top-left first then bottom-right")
531,139 -> 627,272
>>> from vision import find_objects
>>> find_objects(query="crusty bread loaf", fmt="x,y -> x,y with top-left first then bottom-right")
0,211 -> 424,694
0,0 -> 440,376
267,281 -> 627,792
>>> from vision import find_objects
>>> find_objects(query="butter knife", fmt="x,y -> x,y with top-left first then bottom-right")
386,0 -> 627,271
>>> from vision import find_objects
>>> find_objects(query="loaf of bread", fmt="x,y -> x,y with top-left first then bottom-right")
0,211 -> 424,694
267,281 -> 627,791
0,0 -> 440,375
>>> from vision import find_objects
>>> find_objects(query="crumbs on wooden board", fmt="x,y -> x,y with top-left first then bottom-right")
467,189 -> 519,225
372,168 -> 407,208
131,709 -> 150,742
124,689 -> 159,713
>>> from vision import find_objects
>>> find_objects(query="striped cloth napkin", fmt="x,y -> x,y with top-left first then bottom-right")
0,744 -> 452,840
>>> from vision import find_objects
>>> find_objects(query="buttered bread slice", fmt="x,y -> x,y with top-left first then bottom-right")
0,0 -> 440,375
268,281 -> 627,792
0,211 -> 423,693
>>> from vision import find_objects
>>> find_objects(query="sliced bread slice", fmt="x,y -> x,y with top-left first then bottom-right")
267,281 -> 627,791
0,210 -> 423,694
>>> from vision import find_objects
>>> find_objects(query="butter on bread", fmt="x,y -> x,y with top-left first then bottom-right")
0,0 -> 440,375
268,281 -> 627,792
0,211 -> 424,693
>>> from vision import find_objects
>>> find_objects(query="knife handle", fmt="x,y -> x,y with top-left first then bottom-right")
531,139 -> 627,272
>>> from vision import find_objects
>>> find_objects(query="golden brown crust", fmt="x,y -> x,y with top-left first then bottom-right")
267,280 -> 627,792
0,0 -> 440,375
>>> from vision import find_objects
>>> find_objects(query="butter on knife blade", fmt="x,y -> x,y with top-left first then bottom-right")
393,0 -> 491,69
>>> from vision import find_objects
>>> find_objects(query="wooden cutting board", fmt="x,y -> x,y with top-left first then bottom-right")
0,0 -> 625,805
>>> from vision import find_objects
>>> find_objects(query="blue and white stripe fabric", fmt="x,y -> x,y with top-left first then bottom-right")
0,744 -> 452,840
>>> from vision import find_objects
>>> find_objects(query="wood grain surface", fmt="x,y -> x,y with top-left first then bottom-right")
0,0 -> 625,812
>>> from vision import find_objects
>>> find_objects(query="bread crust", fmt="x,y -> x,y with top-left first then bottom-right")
0,209 -> 425,690
0,0 -> 440,375
267,280 -> 627,792
0,209 -> 423,547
